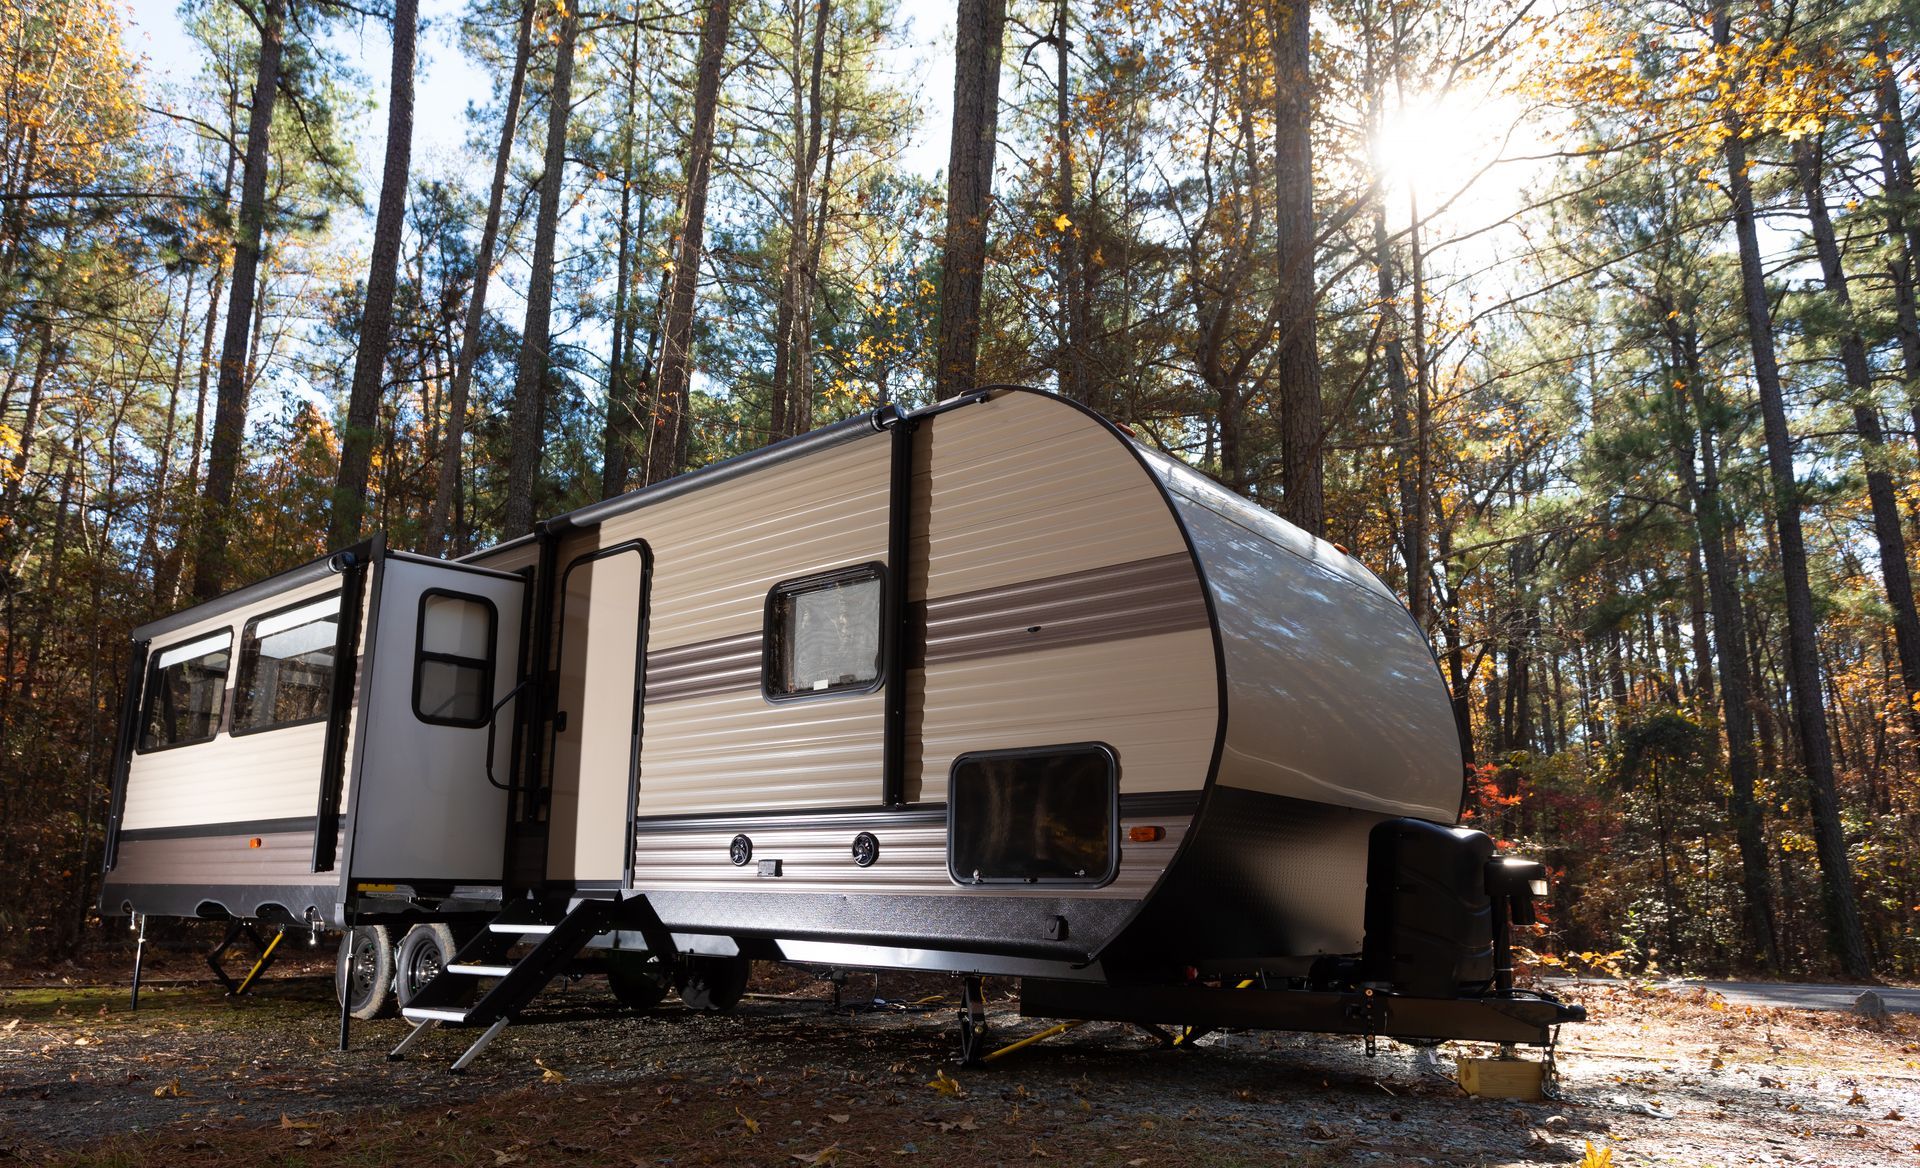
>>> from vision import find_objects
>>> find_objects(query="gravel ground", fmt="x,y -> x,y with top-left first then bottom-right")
0,960 -> 1915,1166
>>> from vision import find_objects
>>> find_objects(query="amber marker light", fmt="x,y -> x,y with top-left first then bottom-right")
248,837 -> 263,849
1128,826 -> 1164,843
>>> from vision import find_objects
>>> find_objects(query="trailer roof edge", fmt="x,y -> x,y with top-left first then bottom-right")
130,538 -> 375,641
534,408 -> 893,535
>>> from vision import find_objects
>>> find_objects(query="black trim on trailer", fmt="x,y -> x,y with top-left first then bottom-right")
641,886 -> 1138,963
1115,790 -> 1203,817
881,409 -> 915,805
498,561 -> 538,885
622,778 -> 1195,836
633,804 -> 952,833
315,540 -> 376,873
102,881 -> 339,923
761,562 -> 889,703
119,815 -> 321,842
546,409 -> 889,533
410,587 -> 500,729
505,524 -> 564,893
230,590 -> 346,738
1018,978 -> 1584,1047
100,638 -> 150,874
329,536 -> 389,888
131,540 -> 376,641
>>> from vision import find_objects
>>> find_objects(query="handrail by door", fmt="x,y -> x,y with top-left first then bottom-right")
484,679 -> 534,792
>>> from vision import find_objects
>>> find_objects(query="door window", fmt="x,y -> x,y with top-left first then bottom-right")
413,590 -> 497,727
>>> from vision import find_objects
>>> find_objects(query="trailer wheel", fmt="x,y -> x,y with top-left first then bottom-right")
605,952 -> 670,1011
676,955 -> 750,1012
395,924 -> 470,1010
335,925 -> 395,1020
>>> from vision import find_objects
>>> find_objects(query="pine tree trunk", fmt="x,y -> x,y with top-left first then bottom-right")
331,0 -> 417,547
1714,7 -> 1870,979
1669,312 -> 1779,969
604,163 -> 636,495
1868,26 -> 1920,453
1796,136 -> 1920,729
193,0 -> 285,601
1373,208 -> 1419,608
503,2 -> 579,536
427,0 -> 535,551
1687,539 -> 1714,706
601,5 -> 650,496
1271,0 -> 1322,534
934,0 -> 1007,398
139,268 -> 197,585
770,0 -> 830,441
646,0 -> 732,483
1054,0 -> 1086,403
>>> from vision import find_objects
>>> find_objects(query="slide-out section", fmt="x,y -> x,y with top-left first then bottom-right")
104,554 -> 365,922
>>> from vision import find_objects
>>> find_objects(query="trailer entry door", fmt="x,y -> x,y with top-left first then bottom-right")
547,541 -> 650,887
344,556 -> 525,887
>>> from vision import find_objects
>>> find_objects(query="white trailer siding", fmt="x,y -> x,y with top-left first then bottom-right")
567,432 -> 894,825
906,392 -> 1218,806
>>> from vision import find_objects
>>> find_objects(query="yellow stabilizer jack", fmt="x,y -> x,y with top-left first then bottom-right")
984,1019 -> 1088,1062
233,928 -> 285,996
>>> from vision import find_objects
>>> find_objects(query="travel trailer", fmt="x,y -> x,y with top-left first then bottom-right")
101,386 -> 1581,1071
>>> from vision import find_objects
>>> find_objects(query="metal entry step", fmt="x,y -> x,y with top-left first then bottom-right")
388,895 -> 674,1072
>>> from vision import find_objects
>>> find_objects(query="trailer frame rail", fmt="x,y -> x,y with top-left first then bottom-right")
1018,978 -> 1585,1047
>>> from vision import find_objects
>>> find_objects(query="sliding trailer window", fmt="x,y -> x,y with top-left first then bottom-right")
763,563 -> 885,701
138,631 -> 233,752
413,589 -> 497,728
232,593 -> 342,735
948,744 -> 1118,886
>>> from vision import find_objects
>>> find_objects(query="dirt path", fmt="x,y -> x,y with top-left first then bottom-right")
1551,976 -> 1918,1015
1,970 -> 1913,1166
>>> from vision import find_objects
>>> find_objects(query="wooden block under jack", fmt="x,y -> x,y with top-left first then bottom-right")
1457,1055 -> 1546,1100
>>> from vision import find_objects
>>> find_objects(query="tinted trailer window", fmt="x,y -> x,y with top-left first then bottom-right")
949,745 -> 1117,885
139,632 -> 232,751
233,593 -> 341,734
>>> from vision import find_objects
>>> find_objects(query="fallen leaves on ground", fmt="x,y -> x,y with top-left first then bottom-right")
925,1069 -> 964,1097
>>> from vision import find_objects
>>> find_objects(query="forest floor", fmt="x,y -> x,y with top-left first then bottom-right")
0,952 -> 1914,1168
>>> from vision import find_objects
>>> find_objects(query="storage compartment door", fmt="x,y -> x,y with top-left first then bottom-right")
345,558 -> 525,885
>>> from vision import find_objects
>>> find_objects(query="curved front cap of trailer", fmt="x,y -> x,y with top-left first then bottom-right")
1144,452 -> 1462,821
1101,444 -> 1465,972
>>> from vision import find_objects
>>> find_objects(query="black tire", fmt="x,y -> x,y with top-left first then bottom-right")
606,952 -> 670,1011
394,924 -> 470,1010
676,955 -> 750,1012
335,925 -> 395,1020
